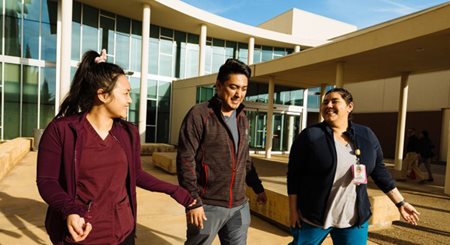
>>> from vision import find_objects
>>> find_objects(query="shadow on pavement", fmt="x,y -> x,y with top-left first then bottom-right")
135,223 -> 183,245
392,221 -> 450,237
368,232 -> 417,245
0,192 -> 47,244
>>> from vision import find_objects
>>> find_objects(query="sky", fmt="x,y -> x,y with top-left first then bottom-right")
181,0 -> 449,29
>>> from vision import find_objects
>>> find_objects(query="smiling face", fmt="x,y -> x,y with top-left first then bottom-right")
321,91 -> 353,127
216,73 -> 248,115
101,75 -> 132,119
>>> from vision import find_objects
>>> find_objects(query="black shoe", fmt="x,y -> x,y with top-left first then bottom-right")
426,178 -> 434,182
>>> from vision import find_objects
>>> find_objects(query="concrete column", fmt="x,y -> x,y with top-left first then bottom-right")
59,0 -> 72,106
248,37 -> 255,65
394,73 -> 410,170
265,78 -> 275,158
139,4 -> 150,143
287,115 -> 295,151
294,45 -> 301,53
336,62 -> 344,88
319,83 -> 327,122
198,24 -> 207,76
301,89 -> 308,131
445,122 -> 450,194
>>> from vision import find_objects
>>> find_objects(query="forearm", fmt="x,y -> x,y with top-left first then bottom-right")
385,187 -> 405,204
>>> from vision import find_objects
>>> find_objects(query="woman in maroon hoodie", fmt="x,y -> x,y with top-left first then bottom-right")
37,50 -> 195,245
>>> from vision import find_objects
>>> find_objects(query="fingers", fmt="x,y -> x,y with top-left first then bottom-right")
67,214 -> 92,242
187,207 -> 207,229
79,223 -> 92,241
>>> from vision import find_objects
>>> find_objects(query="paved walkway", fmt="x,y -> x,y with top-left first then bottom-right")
0,152 -> 449,244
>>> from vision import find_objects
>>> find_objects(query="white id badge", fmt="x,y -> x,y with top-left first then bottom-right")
352,164 -> 367,185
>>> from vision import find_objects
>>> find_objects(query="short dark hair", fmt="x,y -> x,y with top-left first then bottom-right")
216,58 -> 251,84
325,87 -> 353,105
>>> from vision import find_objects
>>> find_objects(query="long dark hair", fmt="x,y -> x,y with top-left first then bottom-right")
57,50 -> 125,117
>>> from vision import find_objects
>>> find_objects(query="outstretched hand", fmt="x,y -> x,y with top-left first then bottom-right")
399,202 -> 420,225
186,206 -> 207,229
67,214 -> 92,242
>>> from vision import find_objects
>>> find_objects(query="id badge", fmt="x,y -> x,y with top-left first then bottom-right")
352,164 -> 367,185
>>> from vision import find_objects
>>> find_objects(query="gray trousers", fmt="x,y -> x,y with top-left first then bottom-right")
185,201 -> 251,245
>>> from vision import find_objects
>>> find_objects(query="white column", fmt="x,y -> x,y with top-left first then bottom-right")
394,73 -> 410,170
287,115 -> 295,152
336,62 -> 344,88
58,0 -> 73,106
139,4 -> 150,143
198,24 -> 207,76
294,45 -> 301,53
319,83 -> 327,122
445,122 -> 450,194
248,37 -> 255,65
265,78 -> 275,158
301,89 -> 308,131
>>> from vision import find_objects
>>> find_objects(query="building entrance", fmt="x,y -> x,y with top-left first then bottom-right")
245,102 -> 303,152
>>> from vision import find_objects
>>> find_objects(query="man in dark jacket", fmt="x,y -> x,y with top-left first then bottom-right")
177,59 -> 267,245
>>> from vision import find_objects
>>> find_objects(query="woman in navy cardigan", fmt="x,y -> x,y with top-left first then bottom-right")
287,88 -> 419,245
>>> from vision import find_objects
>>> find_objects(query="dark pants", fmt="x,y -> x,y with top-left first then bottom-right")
185,201 -> 251,245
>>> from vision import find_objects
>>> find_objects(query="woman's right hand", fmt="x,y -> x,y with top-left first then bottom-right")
67,214 -> 92,242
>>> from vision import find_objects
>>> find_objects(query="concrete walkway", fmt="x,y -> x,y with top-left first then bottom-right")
0,152 -> 292,245
0,152 -> 449,244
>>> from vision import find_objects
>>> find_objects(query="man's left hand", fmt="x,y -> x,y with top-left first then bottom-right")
256,191 -> 267,205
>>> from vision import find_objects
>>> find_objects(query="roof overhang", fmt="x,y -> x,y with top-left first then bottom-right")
249,2 -> 450,88
78,0 -> 323,47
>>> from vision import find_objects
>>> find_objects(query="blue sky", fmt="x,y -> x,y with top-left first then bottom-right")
181,0 -> 449,29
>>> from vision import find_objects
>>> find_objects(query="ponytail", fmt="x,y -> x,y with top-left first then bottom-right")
57,50 -> 125,118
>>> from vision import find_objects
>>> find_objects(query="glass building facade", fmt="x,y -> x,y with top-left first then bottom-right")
0,0 -> 294,142
196,83 -> 332,151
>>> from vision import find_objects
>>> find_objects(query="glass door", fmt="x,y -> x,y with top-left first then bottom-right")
246,110 -> 266,150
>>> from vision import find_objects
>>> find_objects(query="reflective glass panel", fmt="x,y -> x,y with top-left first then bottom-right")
22,65 -> 39,137
147,79 -> 157,99
5,0 -> 22,57
100,16 -> 114,56
82,5 -> 98,53
116,16 -> 130,69
23,0 -> 40,59
128,77 -> 140,124
40,67 -> 56,128
157,81 -> 171,143
0,1 -> 3,54
71,1 -> 81,60
4,63 -> 21,139
238,43 -> 248,64
130,20 -> 141,72
41,0 -> 57,61
262,46 -> 273,62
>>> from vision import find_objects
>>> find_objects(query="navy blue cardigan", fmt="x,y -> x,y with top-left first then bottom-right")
287,121 -> 396,226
